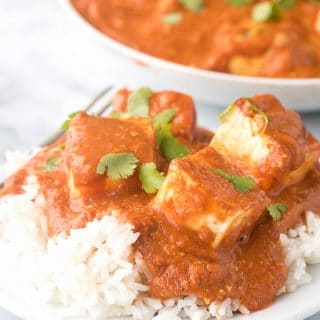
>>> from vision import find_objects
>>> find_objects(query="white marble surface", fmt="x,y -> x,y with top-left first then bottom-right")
0,0 -> 320,319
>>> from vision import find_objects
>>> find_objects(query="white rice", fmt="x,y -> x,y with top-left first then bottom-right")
0,151 -> 320,320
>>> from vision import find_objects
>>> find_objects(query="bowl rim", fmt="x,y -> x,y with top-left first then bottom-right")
61,0 -> 320,86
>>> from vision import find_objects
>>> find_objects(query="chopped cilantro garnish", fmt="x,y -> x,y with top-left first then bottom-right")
267,203 -> 287,221
153,108 -> 177,130
246,99 -> 269,120
127,87 -> 153,117
43,157 -> 62,172
157,124 -> 190,161
179,0 -> 204,11
156,123 -> 173,140
251,2 -> 281,22
96,153 -> 138,180
225,0 -> 251,6
246,99 -> 269,133
61,111 -> 79,131
220,99 -> 269,133
160,136 -> 190,161
213,168 -> 256,193
276,0 -> 296,9
163,12 -> 183,25
139,163 -> 165,193
219,103 -> 236,121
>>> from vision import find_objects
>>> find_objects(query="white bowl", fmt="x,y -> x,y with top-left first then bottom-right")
60,0 -> 320,111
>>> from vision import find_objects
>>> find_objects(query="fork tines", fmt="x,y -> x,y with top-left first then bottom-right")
40,85 -> 116,147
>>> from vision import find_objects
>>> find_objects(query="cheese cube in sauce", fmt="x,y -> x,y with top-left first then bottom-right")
211,95 -> 320,193
113,89 -> 196,139
65,113 -> 155,197
155,147 -> 270,249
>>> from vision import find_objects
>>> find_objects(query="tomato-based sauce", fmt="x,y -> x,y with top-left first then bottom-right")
1,91 -> 320,313
71,0 -> 320,78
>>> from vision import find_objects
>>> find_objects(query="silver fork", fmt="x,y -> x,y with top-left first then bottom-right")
40,85 -> 116,147
0,85 -> 116,188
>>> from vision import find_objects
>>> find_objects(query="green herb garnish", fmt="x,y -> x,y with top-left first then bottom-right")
225,0 -> 251,6
43,157 -> 62,172
160,135 -> 190,161
127,87 -> 153,117
179,0 -> 204,11
157,124 -> 190,161
251,2 -> 281,22
163,12 -> 183,25
96,153 -> 138,180
139,163 -> 165,193
276,0 -> 296,9
267,203 -> 287,221
219,104 -> 236,121
219,99 -> 269,133
61,111 -> 79,131
153,108 -> 177,130
213,168 -> 256,193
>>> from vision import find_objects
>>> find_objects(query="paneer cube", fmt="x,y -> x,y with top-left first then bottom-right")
155,146 -> 270,249
112,89 -> 196,139
211,95 -> 320,192
65,112 -> 155,197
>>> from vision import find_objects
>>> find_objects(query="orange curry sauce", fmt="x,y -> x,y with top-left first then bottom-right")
1,91 -> 320,313
71,0 -> 320,78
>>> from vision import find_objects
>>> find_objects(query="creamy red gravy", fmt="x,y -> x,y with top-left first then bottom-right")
1,91 -> 320,313
71,0 -> 320,78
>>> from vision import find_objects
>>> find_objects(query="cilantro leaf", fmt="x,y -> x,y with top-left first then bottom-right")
163,12 -> 183,25
225,0 -> 251,7
251,2 -> 281,22
230,175 -> 256,193
157,124 -> 190,161
43,157 -> 62,172
139,163 -> 165,193
267,203 -> 287,221
276,0 -> 296,9
246,99 -> 269,123
212,168 -> 231,180
220,99 -> 269,133
61,111 -> 79,131
127,87 -> 153,117
179,0 -> 204,11
213,168 -> 256,193
219,103 -> 236,120
96,153 -> 138,180
160,136 -> 190,161
156,123 -> 173,141
153,108 -> 177,130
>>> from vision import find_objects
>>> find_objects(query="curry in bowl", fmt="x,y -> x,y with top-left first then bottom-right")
71,0 -> 320,78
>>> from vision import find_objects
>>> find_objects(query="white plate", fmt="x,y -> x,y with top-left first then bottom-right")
1,265 -> 320,320
59,0 -> 320,111
0,102 -> 320,320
